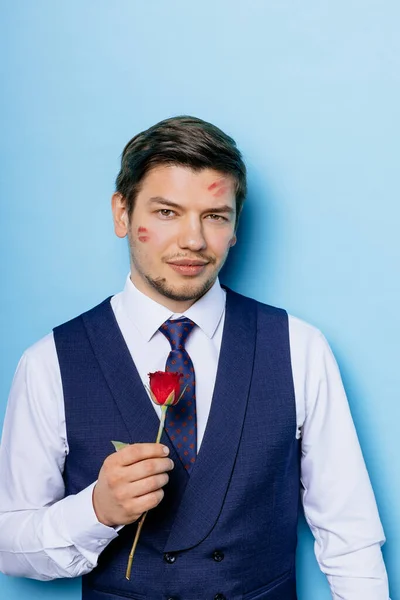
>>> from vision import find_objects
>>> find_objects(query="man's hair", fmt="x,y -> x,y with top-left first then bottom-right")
115,115 -> 247,226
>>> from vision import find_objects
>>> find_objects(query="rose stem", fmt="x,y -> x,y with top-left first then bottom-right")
126,405 -> 168,579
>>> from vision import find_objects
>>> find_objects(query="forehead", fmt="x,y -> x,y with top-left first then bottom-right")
138,165 -> 236,206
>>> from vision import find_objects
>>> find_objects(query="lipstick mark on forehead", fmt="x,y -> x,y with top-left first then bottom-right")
137,226 -> 149,242
208,178 -> 230,197
213,186 -> 229,197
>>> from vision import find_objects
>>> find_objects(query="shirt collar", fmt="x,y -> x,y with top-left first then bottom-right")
119,274 -> 226,342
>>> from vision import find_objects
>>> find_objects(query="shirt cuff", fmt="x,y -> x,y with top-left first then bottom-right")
60,482 -> 120,558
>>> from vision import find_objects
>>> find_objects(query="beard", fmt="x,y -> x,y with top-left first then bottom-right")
128,238 -> 228,303
144,273 -> 216,302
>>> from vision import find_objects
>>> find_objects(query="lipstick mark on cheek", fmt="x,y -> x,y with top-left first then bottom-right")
137,226 -> 150,242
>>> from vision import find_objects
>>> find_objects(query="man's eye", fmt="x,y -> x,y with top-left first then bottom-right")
206,214 -> 227,221
158,209 -> 175,217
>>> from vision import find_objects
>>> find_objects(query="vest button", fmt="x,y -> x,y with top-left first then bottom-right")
163,552 -> 177,564
212,550 -> 224,562
214,595 -> 226,600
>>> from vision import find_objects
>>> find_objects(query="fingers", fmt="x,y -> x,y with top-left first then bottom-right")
93,444 -> 174,527
117,473 -> 170,502
125,457 -> 174,483
131,472 -> 170,497
128,489 -> 165,515
117,443 -> 170,466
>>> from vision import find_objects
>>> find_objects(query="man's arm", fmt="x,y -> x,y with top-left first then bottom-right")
297,325 -> 389,599
0,335 -> 172,580
0,337 -> 120,579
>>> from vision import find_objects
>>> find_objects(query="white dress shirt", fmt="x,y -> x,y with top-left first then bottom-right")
0,276 -> 389,599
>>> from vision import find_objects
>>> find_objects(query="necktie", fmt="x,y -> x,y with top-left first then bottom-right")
159,318 -> 197,473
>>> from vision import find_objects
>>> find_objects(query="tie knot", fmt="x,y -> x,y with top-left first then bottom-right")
159,318 -> 196,350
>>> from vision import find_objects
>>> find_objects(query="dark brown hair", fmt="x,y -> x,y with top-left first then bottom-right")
115,115 -> 247,226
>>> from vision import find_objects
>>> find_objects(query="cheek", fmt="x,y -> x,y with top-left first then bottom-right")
209,231 -> 236,256
137,226 -> 150,243
134,222 -> 179,251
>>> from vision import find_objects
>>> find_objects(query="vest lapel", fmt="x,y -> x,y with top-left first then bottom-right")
82,298 -> 161,445
165,288 -> 257,552
81,299 -> 189,524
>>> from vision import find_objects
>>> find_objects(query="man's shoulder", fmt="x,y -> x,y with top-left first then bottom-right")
53,296 -> 114,335
288,313 -> 323,340
16,332 -> 59,384
225,286 -> 323,343
23,332 -> 56,361
224,285 -> 287,318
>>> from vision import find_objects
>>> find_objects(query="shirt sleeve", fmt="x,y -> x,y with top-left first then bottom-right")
0,335 -> 119,581
296,325 -> 390,599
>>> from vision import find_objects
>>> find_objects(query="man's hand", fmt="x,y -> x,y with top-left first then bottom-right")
93,443 -> 174,527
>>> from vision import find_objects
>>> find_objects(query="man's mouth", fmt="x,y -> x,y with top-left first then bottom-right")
166,259 -> 209,276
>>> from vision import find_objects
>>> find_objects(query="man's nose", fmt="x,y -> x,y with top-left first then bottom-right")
178,217 -> 207,251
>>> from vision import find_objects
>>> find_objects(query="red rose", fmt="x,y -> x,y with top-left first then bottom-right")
148,371 -> 183,406
119,369 -> 185,579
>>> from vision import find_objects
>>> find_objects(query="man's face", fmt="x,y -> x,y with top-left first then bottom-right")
112,165 -> 237,310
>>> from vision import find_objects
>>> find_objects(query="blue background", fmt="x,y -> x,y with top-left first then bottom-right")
1,1 -> 398,598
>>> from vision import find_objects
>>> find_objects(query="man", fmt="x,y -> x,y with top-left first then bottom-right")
0,116 -> 390,599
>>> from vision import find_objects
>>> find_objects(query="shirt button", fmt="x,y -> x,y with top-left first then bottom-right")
163,552 -> 177,564
212,550 -> 224,562
214,594 -> 226,600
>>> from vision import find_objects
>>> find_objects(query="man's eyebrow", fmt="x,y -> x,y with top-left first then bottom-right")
206,205 -> 235,215
147,197 -> 235,215
147,196 -> 182,209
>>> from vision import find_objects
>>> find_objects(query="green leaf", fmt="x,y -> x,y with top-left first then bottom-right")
111,440 -> 129,452
164,390 -> 176,406
177,384 -> 188,401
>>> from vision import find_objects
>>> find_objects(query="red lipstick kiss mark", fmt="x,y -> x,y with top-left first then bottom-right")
138,226 -> 149,242
213,186 -> 228,197
208,179 -> 229,197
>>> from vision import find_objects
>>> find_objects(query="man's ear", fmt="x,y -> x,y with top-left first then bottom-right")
229,234 -> 237,247
112,193 -> 129,238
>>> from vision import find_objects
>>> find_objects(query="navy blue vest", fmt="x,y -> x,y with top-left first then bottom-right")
53,288 -> 300,600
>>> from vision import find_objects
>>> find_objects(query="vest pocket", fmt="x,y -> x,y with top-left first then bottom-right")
90,586 -> 146,600
242,570 -> 292,599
